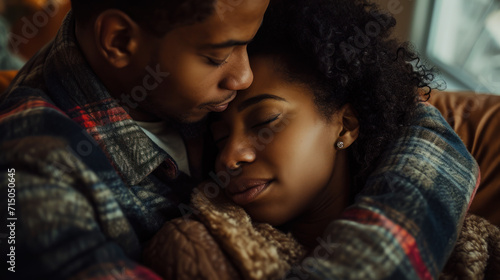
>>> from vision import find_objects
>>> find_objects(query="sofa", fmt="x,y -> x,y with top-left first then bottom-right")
428,90 -> 500,226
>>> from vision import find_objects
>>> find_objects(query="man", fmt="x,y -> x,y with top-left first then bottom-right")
0,1 -> 268,278
0,0 -> 478,279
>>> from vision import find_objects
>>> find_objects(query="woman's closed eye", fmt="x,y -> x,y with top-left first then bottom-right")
211,123 -> 229,145
212,113 -> 282,144
251,113 -> 281,129
214,134 -> 228,145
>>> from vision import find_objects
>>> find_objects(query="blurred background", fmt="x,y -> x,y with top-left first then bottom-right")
0,0 -> 70,68
0,0 -> 499,94
375,0 -> 500,94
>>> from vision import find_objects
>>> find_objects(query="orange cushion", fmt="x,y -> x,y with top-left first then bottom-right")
8,0 -> 71,60
428,91 -> 500,226
0,71 -> 18,94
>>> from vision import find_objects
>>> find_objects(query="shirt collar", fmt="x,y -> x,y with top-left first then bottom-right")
42,11 -> 179,185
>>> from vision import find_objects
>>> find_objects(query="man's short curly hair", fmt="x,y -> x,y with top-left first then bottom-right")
70,0 -> 216,36
249,0 -> 435,189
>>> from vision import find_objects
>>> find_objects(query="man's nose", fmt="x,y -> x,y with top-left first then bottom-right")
219,50 -> 253,91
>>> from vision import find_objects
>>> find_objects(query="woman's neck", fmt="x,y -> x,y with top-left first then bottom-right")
285,150 -> 352,251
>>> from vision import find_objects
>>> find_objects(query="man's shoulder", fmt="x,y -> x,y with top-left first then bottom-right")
0,86 -> 114,174
1,86 -> 70,139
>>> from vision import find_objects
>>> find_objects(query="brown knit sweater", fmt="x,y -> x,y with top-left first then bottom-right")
143,190 -> 306,280
143,190 -> 500,280
440,214 -> 500,280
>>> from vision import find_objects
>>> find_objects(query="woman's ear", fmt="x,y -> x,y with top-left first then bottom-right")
336,104 -> 359,149
94,10 -> 141,68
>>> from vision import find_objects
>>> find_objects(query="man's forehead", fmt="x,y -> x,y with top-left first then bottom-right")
178,0 -> 268,45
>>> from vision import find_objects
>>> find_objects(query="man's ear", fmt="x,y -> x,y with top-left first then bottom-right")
94,10 -> 140,68
336,104 -> 360,149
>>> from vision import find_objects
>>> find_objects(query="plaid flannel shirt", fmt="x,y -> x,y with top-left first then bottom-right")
288,103 -> 480,279
0,11 -> 479,280
0,11 -> 194,279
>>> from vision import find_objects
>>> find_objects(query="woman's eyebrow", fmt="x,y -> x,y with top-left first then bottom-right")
202,39 -> 252,49
237,94 -> 288,112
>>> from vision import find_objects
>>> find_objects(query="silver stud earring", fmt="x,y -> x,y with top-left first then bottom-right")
336,141 -> 344,149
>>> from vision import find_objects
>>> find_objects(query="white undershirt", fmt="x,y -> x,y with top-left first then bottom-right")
135,121 -> 191,176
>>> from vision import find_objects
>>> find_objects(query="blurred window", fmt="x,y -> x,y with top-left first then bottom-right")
426,0 -> 500,94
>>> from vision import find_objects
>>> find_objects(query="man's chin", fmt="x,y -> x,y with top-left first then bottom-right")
165,113 -> 209,139
173,111 -> 209,125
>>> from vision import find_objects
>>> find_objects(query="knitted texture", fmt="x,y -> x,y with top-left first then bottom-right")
191,189 -> 307,280
441,214 -> 500,280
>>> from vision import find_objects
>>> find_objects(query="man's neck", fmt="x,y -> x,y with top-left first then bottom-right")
184,136 -> 204,180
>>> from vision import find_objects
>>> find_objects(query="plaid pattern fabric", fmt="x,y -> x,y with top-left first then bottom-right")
0,12 -> 195,279
289,104 -> 480,280
0,10 -> 479,280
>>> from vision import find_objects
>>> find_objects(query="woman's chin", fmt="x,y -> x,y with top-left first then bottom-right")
246,208 -> 291,227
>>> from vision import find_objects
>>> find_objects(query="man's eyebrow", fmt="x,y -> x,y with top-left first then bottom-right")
202,39 -> 252,49
237,94 -> 288,112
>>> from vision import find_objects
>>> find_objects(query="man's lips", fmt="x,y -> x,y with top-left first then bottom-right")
206,92 -> 237,112
226,179 -> 273,206
208,102 -> 230,112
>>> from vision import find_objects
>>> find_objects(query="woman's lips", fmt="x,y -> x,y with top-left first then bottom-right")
227,179 -> 272,206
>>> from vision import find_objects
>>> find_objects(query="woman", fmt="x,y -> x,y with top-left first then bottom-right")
143,0 -> 488,279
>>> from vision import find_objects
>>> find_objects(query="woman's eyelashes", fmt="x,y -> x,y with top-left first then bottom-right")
212,114 -> 282,145
212,125 -> 229,144
214,134 -> 228,145
250,114 -> 281,129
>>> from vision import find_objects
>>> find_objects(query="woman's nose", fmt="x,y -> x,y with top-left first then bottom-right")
217,136 -> 256,171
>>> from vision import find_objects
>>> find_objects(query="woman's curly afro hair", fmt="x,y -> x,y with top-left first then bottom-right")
249,0 -> 435,188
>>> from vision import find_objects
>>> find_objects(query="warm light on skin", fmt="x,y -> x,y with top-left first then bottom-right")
78,0 -> 270,123
130,0 -> 270,123
212,56 -> 356,238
